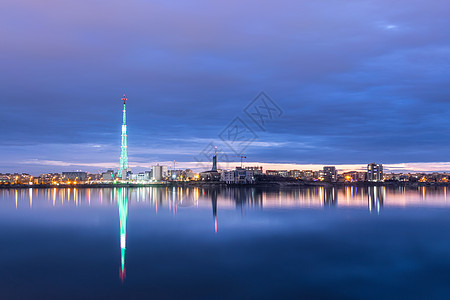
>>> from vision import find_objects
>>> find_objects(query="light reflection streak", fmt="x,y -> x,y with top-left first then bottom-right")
118,188 -> 128,282
4,184 -> 450,276
29,188 -> 32,208
3,186 -> 450,211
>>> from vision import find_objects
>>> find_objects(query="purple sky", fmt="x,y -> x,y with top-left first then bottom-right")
1,0 -> 450,174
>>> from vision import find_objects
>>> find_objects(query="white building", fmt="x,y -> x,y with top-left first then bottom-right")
130,171 -> 151,181
220,168 -> 254,184
152,165 -> 168,181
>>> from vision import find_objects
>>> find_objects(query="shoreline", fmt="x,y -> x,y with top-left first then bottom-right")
1,181 -> 449,189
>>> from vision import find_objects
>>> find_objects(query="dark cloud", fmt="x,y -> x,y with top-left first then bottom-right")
1,0 -> 450,172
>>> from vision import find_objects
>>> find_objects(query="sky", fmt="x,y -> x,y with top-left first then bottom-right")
1,0 -> 450,174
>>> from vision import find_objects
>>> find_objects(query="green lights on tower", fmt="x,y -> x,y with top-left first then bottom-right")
118,94 -> 128,178
118,188 -> 128,282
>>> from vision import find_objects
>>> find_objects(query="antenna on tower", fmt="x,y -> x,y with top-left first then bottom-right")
121,94 -> 127,104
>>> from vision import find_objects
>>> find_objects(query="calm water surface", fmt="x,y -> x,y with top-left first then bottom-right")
1,186 -> 450,299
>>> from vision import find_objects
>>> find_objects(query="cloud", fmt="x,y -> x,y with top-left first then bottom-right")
2,0 -> 450,172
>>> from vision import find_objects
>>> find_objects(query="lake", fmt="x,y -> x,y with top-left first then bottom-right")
1,186 -> 450,299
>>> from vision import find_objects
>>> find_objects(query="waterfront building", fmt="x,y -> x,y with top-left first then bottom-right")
169,169 -> 183,180
0,174 -> 9,183
102,170 -> 115,181
118,95 -> 129,179
300,170 -> 315,181
152,165 -> 168,181
320,166 -> 337,182
184,169 -> 195,180
221,167 -> 254,184
62,172 -> 87,181
38,173 -> 61,184
130,172 -> 151,181
278,170 -> 288,177
265,170 -> 288,177
88,173 -> 102,181
266,170 -> 279,176
367,163 -> 383,182
288,170 -> 301,178
342,171 -> 367,182
245,166 -> 263,175
212,152 -> 217,171
200,153 -> 221,181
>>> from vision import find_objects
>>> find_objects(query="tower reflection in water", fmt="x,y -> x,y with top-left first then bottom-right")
117,188 -> 128,282
5,185 -> 450,283
211,189 -> 218,234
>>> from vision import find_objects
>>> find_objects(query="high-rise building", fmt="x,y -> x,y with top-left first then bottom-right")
212,153 -> 217,171
367,163 -> 383,182
320,166 -> 337,182
118,95 -> 129,178
368,163 -> 383,182
152,165 -> 168,181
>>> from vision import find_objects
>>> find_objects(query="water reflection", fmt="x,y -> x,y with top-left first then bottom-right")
3,186 -> 450,210
368,186 -> 384,214
118,188 -> 128,282
2,186 -> 450,287
211,189 -> 218,233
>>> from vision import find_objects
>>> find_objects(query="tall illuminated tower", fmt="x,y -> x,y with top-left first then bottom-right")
118,94 -> 128,178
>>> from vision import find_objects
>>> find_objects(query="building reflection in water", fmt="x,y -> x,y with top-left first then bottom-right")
117,188 -> 128,282
4,185 -> 450,282
211,189 -> 218,233
321,187 -> 337,207
5,186 -> 450,211
368,186 -> 384,214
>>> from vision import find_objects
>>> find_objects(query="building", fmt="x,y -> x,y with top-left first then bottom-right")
266,170 -> 279,176
245,166 -> 263,175
184,169 -> 195,180
152,165 -> 168,181
288,170 -> 301,178
212,152 -> 217,171
265,170 -> 288,177
118,95 -> 129,179
102,170 -> 115,181
367,163 -> 383,182
342,171 -> 367,182
169,169 -> 182,180
200,153 -> 221,181
62,172 -> 87,181
320,166 -> 337,182
39,173 -> 61,184
0,173 -> 33,184
221,168 -> 254,184
88,173 -> 102,181
130,172 -> 151,181
300,170 -> 315,181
